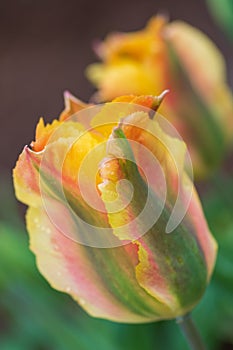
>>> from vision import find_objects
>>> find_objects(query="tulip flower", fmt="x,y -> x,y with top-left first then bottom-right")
13,92 -> 217,325
87,16 -> 233,178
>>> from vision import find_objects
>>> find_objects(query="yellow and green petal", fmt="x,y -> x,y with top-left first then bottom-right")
98,114 -> 217,316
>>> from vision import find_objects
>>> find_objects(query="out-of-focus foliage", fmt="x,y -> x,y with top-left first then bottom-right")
207,0 -> 233,42
0,174 -> 233,349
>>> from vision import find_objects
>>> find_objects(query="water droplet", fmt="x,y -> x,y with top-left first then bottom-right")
66,286 -> 71,292
56,271 -> 61,277
53,244 -> 59,251
79,298 -> 86,305
177,256 -> 183,264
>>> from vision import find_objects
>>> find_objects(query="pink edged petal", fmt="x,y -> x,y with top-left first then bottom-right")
27,206 -> 173,323
13,146 -> 42,207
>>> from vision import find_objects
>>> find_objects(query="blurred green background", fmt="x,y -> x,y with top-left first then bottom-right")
1,0 -> 233,349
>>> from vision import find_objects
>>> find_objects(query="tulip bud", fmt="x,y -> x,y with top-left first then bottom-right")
13,93 -> 217,323
86,16 -> 233,178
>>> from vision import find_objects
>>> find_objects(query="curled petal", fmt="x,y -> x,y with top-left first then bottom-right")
59,91 -> 90,122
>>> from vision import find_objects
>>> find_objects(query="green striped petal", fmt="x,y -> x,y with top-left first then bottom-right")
98,114 -> 217,317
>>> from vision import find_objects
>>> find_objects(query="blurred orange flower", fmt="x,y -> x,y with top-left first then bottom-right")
87,16 -> 233,178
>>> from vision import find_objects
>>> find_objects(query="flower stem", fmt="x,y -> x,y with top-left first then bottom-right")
176,313 -> 206,350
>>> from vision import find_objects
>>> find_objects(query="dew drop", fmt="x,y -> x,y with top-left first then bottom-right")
79,298 -> 86,306
66,286 -> 71,292
53,244 -> 59,251
177,256 -> 183,264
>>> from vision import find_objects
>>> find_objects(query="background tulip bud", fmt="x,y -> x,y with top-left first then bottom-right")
13,94 -> 217,323
86,16 -> 233,179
